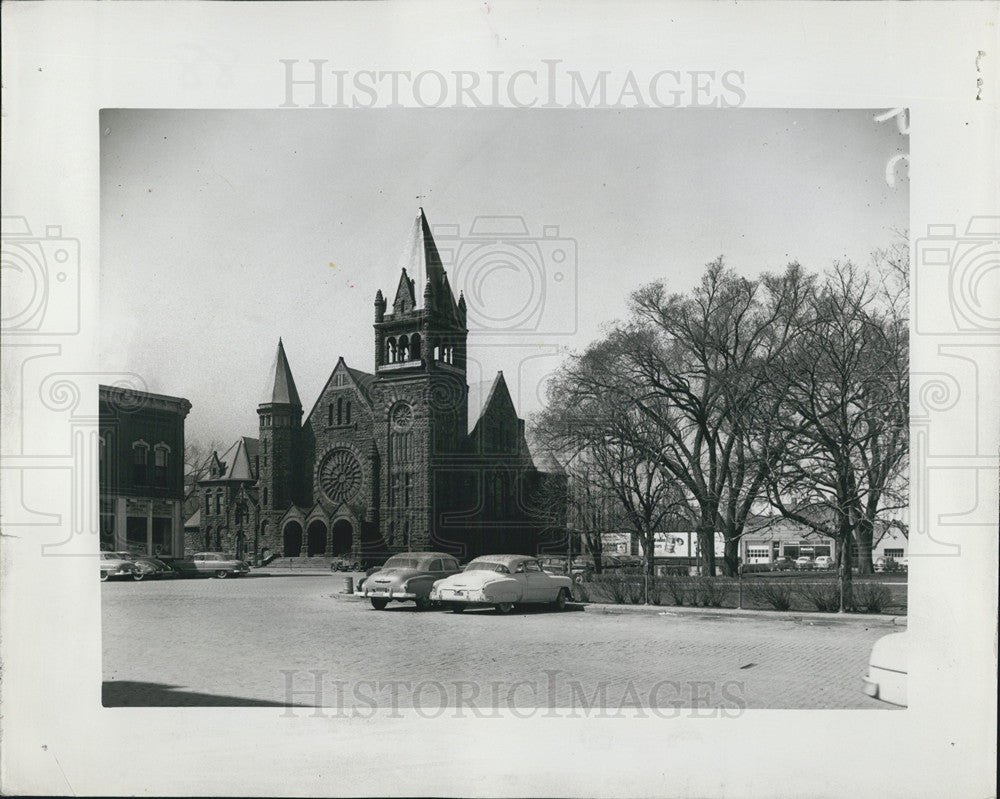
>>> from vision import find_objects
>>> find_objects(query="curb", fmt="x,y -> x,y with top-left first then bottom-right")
579,601 -> 905,625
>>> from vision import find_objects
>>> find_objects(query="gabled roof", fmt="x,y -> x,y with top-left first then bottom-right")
304,357 -> 376,426
392,269 -> 417,313
466,372 -> 515,435
184,510 -> 200,529
202,437 -> 259,483
530,450 -> 565,475
260,339 -> 301,407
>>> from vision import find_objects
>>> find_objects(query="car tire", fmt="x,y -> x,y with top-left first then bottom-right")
371,598 -> 389,610
100,572 -> 109,582
554,588 -> 569,611
450,603 -> 465,613
414,596 -> 432,611
215,570 -> 228,579
495,602 -> 515,614
133,572 -> 145,582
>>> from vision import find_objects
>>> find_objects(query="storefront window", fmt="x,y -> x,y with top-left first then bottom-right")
126,516 -> 148,554
152,517 -> 172,556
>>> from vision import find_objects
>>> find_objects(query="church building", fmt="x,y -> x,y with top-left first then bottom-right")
189,211 -> 565,565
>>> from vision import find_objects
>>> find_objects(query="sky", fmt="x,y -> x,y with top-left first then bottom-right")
100,109 -> 908,448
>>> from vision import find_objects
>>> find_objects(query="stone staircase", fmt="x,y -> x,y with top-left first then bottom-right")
264,555 -> 338,571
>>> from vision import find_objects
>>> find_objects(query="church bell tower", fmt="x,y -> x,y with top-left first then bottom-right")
373,209 -> 468,552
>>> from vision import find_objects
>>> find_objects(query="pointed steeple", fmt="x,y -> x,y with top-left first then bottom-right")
393,208 -> 456,312
418,207 -> 447,297
260,338 -> 301,407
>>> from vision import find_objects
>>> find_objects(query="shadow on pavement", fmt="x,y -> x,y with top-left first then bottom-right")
103,680 -> 310,708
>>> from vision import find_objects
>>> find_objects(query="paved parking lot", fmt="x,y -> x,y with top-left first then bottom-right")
102,572 -> 899,712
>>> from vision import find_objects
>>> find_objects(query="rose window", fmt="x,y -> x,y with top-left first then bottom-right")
391,403 -> 413,431
319,449 -> 363,503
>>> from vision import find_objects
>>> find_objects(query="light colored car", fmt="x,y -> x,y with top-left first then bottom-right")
363,552 -> 463,610
100,552 -> 138,581
813,555 -> 835,570
794,556 -> 815,570
862,631 -> 907,706
173,552 -> 250,578
429,554 -> 573,614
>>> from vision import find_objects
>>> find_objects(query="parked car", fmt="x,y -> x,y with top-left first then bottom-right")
875,556 -> 908,573
100,552 -> 138,581
813,555 -> 835,570
362,552 -> 463,610
115,552 -> 177,580
329,556 -> 362,572
613,554 -> 645,571
862,631 -> 907,706
794,556 -> 815,570
771,557 -> 794,571
538,556 -> 570,575
429,554 -> 573,614
173,552 -> 250,578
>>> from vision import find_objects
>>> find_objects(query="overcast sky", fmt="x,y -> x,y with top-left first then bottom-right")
100,109 -> 908,447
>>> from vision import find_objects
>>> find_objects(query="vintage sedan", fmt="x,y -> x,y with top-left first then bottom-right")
173,552 -> 251,578
429,554 -> 573,614
862,631 -> 907,707
363,552 -> 463,610
130,556 -> 177,580
100,552 -> 139,581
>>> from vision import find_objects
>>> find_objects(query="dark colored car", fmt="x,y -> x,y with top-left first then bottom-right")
330,556 -> 363,572
362,552 -> 463,610
111,552 -> 177,581
173,552 -> 251,578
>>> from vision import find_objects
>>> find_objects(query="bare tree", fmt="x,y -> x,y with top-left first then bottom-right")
762,259 -> 908,591
554,261 -> 812,575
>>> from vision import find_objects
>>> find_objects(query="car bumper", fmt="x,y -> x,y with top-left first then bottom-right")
431,587 -> 513,604
862,667 -> 907,706
364,588 -> 416,600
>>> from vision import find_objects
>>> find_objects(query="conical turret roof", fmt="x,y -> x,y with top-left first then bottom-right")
260,338 -> 301,407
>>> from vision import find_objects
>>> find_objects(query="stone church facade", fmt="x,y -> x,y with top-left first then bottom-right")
189,211 -> 565,565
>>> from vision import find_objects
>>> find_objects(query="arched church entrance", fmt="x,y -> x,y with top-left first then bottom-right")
283,521 -> 303,557
306,520 -> 328,556
331,519 -> 353,556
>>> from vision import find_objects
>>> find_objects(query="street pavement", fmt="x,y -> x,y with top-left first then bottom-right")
102,572 -> 900,712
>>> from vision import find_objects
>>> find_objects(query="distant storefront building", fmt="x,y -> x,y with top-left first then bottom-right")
739,518 -> 835,564
99,385 -> 191,558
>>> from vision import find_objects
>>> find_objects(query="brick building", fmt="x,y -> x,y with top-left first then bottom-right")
99,385 -> 191,557
189,210 -> 565,564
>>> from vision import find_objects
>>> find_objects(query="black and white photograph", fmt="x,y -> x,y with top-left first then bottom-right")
96,108 -> 910,714
1,3 -> 997,798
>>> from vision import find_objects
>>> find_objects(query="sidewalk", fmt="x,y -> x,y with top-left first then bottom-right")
580,601 -> 906,626
330,589 -> 905,625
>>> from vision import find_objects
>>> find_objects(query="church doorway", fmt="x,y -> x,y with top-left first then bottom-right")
283,521 -> 303,557
331,519 -> 353,556
306,520 -> 328,556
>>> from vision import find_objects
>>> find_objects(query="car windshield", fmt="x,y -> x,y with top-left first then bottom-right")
464,561 -> 511,574
383,557 -> 423,570
101,553 -> 120,560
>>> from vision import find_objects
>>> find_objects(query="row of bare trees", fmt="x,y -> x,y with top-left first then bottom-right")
531,244 -> 908,589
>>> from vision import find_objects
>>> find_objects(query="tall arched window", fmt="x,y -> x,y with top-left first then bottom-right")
345,401 -> 351,425
398,335 -> 409,362
410,333 -> 421,360
337,397 -> 343,425
386,338 -> 397,363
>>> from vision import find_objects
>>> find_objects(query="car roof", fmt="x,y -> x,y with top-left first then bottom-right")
387,552 -> 456,560
469,554 -> 538,566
